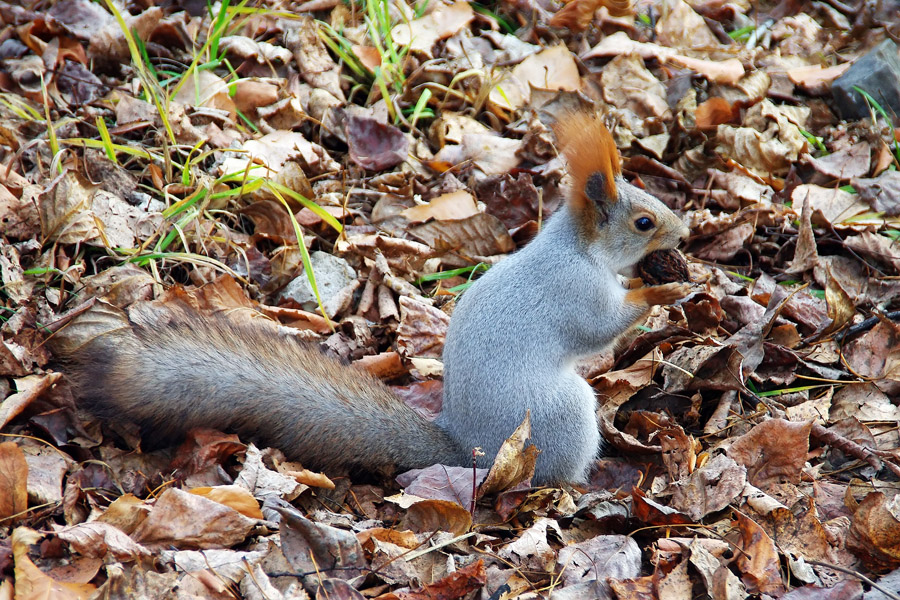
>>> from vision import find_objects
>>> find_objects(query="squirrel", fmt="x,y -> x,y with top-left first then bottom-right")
56,111 -> 690,486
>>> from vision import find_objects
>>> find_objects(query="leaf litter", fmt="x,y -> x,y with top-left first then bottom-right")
1,0 -> 900,598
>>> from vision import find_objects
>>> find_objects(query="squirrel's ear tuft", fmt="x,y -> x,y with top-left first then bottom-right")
553,112 -> 621,217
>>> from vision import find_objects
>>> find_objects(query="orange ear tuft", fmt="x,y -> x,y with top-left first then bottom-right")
553,112 -> 621,216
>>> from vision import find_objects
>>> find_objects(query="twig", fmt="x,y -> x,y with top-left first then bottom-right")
833,310 -> 900,343
806,559 -> 900,600
811,422 -> 900,478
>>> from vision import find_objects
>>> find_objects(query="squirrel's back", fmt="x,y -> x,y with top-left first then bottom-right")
61,304 -> 464,473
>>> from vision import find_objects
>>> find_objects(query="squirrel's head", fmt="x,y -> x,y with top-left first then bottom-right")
553,111 -> 689,274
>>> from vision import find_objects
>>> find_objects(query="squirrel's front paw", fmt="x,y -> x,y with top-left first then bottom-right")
646,282 -> 692,306
624,282 -> 691,308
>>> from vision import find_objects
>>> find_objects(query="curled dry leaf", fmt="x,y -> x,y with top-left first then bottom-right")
0,373 -> 63,431
584,31 -> 745,84
56,522 -> 151,561
695,97 -> 738,130
284,17 -> 345,101
596,348 -> 661,452
23,446 -> 69,507
95,493 -> 149,535
478,412 -> 539,497
655,0 -> 721,49
497,517 -> 560,572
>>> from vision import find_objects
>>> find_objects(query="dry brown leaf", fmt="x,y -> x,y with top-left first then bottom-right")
393,559 -> 486,600
791,184 -> 869,225
12,527 -> 96,600
95,493 -> 149,535
396,296 -> 449,358
847,491 -> 900,571
55,522 -> 151,561
276,505 -> 366,582
788,193 -> 818,273
347,114 -> 409,170
584,31 -> 745,84
0,373 -> 62,431
845,231 -> 900,272
396,464 -> 487,508
550,0 -> 632,30
22,446 -> 69,507
0,442 -> 27,521
489,45 -> 580,111
189,485 -> 264,520
173,69 -> 236,116
787,63 -> 849,94
655,0 -> 721,49
409,212 -> 515,257
401,190 -> 479,223
220,130 -> 339,179
733,510 -> 785,595
478,412 -> 539,496
727,419 -> 812,489
497,517 -> 559,571
804,142 -> 871,180
695,97 -> 737,130
596,348 -> 661,452
131,487 -> 257,550
285,17 -> 345,101
391,1 -> 474,55
403,499 -> 472,535
555,535 -> 641,595
671,454 -> 747,521
843,319 -> 900,385
853,171 -> 900,216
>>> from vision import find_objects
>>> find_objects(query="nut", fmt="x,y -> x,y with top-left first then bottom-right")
637,249 -> 690,285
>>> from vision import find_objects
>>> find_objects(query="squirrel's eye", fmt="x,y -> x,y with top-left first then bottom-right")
635,216 -> 655,231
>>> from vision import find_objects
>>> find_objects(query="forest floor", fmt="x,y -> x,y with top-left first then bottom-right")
1,0 -> 900,598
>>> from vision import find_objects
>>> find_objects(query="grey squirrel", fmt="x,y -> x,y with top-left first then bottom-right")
57,112 -> 690,485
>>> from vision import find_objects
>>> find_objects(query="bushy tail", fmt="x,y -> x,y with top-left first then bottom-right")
53,302 -> 464,473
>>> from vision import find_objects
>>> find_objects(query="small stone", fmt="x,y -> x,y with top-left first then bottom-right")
638,249 -> 690,285
280,251 -> 357,318
831,39 -> 900,121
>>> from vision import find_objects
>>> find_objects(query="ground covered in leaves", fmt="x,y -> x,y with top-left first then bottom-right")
2,0 -> 900,598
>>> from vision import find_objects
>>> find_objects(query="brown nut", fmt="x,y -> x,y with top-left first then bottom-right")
637,249 -> 690,285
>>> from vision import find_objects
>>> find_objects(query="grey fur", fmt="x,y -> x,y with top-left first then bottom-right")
440,178 -> 688,484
